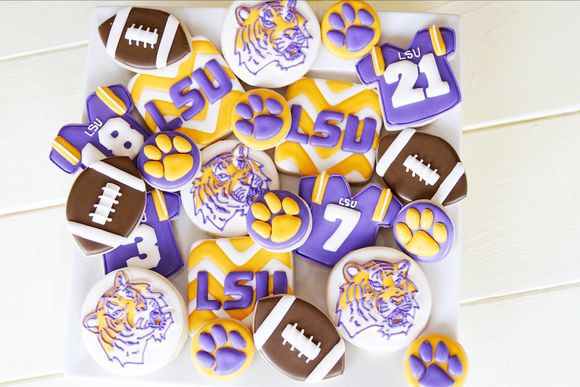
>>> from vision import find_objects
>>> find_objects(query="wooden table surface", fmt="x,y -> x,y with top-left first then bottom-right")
1,1 -> 578,386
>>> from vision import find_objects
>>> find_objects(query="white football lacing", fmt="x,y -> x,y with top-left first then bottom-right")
403,154 -> 440,186
281,323 -> 321,363
124,24 -> 159,48
90,183 -> 122,225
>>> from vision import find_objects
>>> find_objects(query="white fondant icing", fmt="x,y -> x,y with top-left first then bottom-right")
305,339 -> 346,382
125,24 -> 159,48
68,221 -> 126,247
431,162 -> 465,204
254,295 -> 296,349
281,323 -> 321,363
156,15 -> 179,69
322,204 -> 361,252
403,154 -> 440,186
376,128 -> 416,177
106,7 -> 132,58
89,161 -> 145,192
89,183 -> 121,225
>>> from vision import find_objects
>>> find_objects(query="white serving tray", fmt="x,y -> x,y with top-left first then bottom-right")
64,5 -> 461,387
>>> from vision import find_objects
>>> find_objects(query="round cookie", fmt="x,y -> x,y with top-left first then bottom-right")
221,0 -> 321,88
138,131 -> 201,192
66,156 -> 146,256
327,246 -> 431,352
180,140 -> 280,237
80,267 -> 188,375
191,319 -> 254,381
253,295 -> 346,382
98,7 -> 192,74
247,190 -> 312,252
394,200 -> 454,263
232,89 -> 291,150
321,1 -> 381,59
375,128 -> 467,206
405,334 -> 468,386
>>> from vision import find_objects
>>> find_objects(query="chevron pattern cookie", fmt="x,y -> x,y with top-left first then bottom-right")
274,78 -> 382,183
187,236 -> 293,334
128,37 -> 245,147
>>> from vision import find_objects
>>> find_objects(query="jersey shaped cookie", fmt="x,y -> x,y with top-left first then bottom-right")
128,37 -> 244,147
187,236 -> 293,335
50,85 -> 151,174
103,190 -> 183,277
297,172 -> 401,268
275,78 -> 382,183
356,25 -> 461,129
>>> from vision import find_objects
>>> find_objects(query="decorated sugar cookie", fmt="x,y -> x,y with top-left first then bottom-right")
128,37 -> 244,147
253,295 -> 346,382
138,132 -> 201,192
394,200 -> 454,263
232,89 -> 291,150
98,7 -> 192,74
405,334 -> 468,386
247,190 -> 312,252
181,141 -> 280,237
66,156 -> 146,256
81,268 -> 188,375
191,319 -> 254,381
187,236 -> 293,334
356,25 -> 461,128
103,190 -> 183,277
50,85 -> 151,174
275,77 -> 382,182
221,0 -> 321,88
297,172 -> 401,268
321,1 -> 380,59
376,128 -> 467,206
327,247 -> 431,352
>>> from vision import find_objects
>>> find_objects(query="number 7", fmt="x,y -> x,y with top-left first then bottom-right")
322,204 -> 361,252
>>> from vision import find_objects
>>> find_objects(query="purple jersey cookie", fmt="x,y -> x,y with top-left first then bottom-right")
297,172 -> 402,268
356,25 -> 461,129
393,200 -> 454,263
247,190 -> 312,252
50,85 -> 151,174
138,131 -> 201,192
103,189 -> 183,277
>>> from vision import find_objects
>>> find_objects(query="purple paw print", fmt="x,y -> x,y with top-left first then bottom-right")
195,324 -> 247,376
327,3 -> 376,52
409,340 -> 464,386
235,94 -> 284,141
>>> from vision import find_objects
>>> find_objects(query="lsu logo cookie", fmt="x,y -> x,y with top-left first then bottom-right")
83,270 -> 173,367
275,78 -> 382,183
128,37 -> 244,147
187,237 -> 293,334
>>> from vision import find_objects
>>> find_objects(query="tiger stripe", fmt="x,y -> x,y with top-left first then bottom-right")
52,136 -> 81,166
429,25 -> 447,56
151,189 -> 169,221
96,86 -> 128,116
371,188 -> 393,223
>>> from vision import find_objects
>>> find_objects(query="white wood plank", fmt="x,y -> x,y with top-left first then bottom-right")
461,112 -> 580,302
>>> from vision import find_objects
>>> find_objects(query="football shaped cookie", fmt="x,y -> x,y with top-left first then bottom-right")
99,7 -> 191,73
376,128 -> 467,206
66,156 -> 146,256
253,295 -> 345,382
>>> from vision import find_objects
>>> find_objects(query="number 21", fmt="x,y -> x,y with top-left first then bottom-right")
385,53 -> 450,108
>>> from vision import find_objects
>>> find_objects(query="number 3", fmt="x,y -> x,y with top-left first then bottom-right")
322,204 -> 361,252
385,53 -> 450,108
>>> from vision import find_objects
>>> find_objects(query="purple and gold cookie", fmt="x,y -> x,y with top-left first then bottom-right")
356,25 -> 461,128
405,334 -> 469,386
232,89 -> 291,150
247,190 -> 312,252
191,319 -> 254,381
138,131 -> 201,192
321,1 -> 380,59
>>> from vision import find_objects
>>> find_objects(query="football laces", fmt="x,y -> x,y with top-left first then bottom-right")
124,24 -> 159,48
90,183 -> 122,225
281,323 -> 321,363
403,154 -> 440,186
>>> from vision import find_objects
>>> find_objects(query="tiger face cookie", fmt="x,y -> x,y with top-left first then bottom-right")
221,0 -> 321,88
180,140 -> 280,237
275,77 -> 382,183
128,36 -> 244,147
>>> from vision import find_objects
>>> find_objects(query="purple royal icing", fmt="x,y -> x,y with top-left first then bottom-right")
223,271 -> 254,310
410,338 -> 464,386
229,331 -> 246,350
421,365 -> 454,386
236,103 -> 253,119
199,332 -> 216,352
346,26 -> 375,52
196,271 -> 221,310
329,13 -> 345,30
327,30 -> 346,47
235,94 -> 285,141
409,355 -> 426,378
419,340 -> 433,363
49,84 -> 150,174
214,348 -> 246,375
211,324 -> 228,346
195,323 -> 248,376
325,4 -> 376,53
356,27 -> 461,127
265,98 -> 283,114
342,3 -> 355,23
103,191 -> 183,278
447,355 -> 463,377
358,9 -> 374,25
297,175 -> 402,268
196,351 -> 216,369
248,93 -> 263,112
435,341 -> 450,363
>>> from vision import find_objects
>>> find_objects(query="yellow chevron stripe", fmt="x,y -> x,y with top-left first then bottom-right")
96,86 -> 127,116
151,189 -> 169,221
312,172 -> 330,204
371,188 -> 393,222
52,136 -> 81,166
429,25 -> 446,56
371,46 -> 386,75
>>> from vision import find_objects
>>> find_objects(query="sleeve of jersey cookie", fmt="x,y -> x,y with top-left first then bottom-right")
49,124 -> 88,174
440,27 -> 456,56
355,50 -> 381,86
164,191 -> 181,219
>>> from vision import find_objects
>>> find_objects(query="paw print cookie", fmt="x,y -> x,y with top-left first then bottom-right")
405,334 -> 468,386
191,319 -> 254,381
322,1 -> 380,59
138,132 -> 200,192
394,200 -> 454,263
247,191 -> 312,252
232,89 -> 291,150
